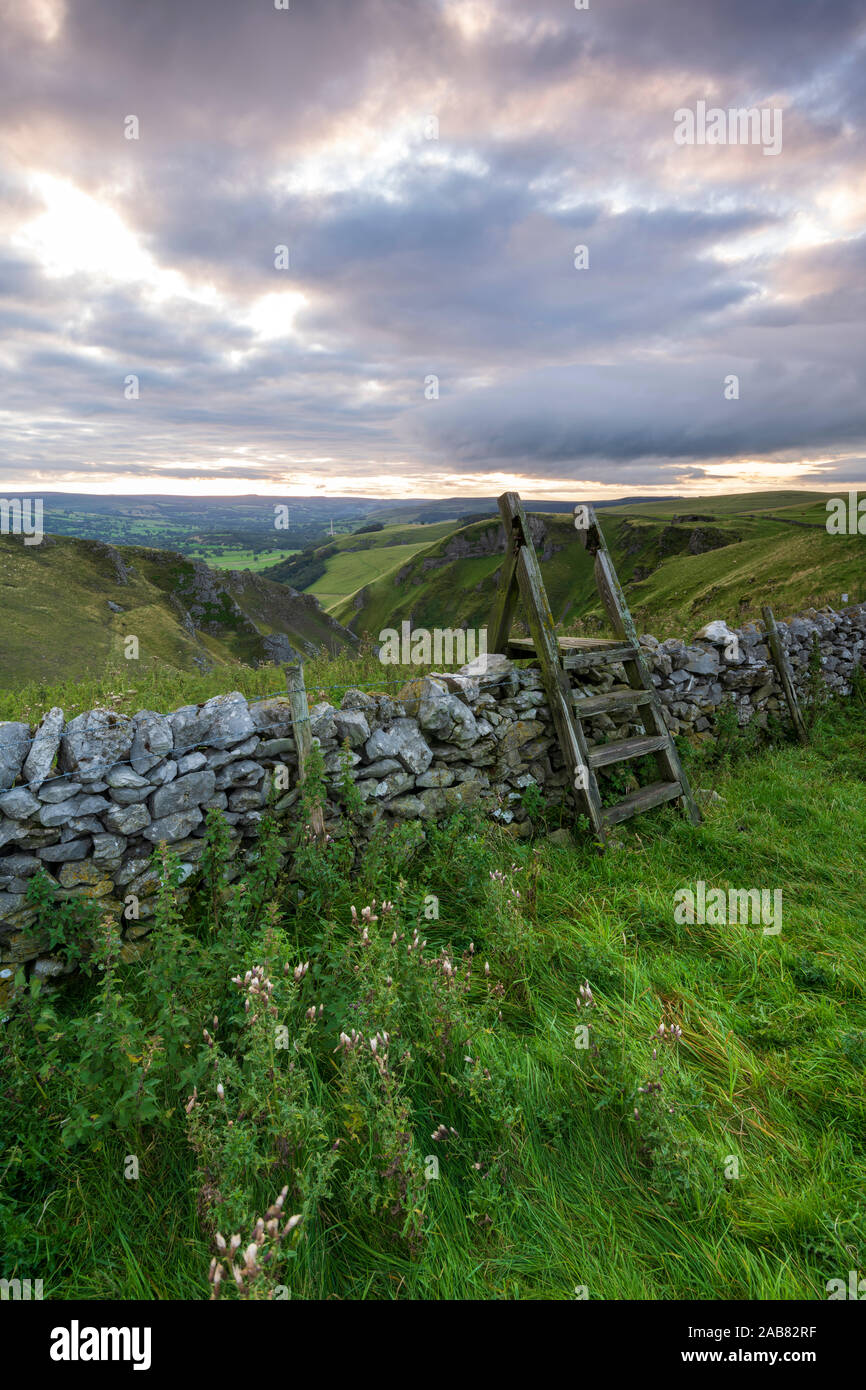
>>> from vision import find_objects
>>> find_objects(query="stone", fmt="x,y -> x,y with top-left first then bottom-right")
39,794 -> 110,827
361,758 -> 403,778
170,692 -> 255,753
0,852 -> 41,877
0,722 -> 30,789
38,839 -> 92,862
130,711 -> 174,774
106,766 -> 150,789
22,707 -> 64,789
143,809 -> 204,843
364,719 -> 433,775
37,780 -> 82,803
150,770 -> 216,819
0,788 -> 40,819
206,737 -> 259,769
258,737 -> 295,757
682,646 -> 720,676
59,708 -> 134,782
415,768 -> 455,788
104,803 -> 152,836
213,760 -> 263,791
374,771 -> 415,799
696,620 -> 738,645
149,759 -> 178,784
333,709 -> 370,748
248,697 -> 294,735
401,677 -> 479,747
109,785 -> 152,806
228,788 -> 265,812
340,689 -> 377,714
309,703 -> 337,741
547,828 -> 574,848
65,816 -> 106,835
92,833 -> 127,861
57,861 -> 114,892
0,893 -> 26,920
176,751 -> 208,774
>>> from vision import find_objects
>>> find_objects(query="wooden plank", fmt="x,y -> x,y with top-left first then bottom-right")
497,492 -> 607,841
488,499 -> 522,653
506,635 -> 623,654
572,689 -> 653,717
588,734 -> 668,769
762,605 -> 809,746
602,780 -> 682,826
562,644 -> 636,670
284,661 -> 325,839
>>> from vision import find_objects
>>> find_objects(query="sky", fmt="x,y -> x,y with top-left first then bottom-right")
1,0 -> 865,500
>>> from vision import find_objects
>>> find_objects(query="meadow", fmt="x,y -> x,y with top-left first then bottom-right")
2,687 -> 864,1300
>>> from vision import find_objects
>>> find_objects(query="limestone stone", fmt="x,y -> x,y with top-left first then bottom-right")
22,708 -> 64,789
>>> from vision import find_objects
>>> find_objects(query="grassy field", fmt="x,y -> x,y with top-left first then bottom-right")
2,692 -> 864,1300
335,494 -> 864,642
188,548 -> 300,571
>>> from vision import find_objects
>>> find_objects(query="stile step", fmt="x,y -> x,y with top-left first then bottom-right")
572,688 -> 653,718
562,644 -> 636,671
602,780 -> 683,826
588,734 -> 669,769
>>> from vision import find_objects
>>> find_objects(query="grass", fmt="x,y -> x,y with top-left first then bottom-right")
336,494 -> 864,642
2,693 -> 864,1300
188,548 -> 300,571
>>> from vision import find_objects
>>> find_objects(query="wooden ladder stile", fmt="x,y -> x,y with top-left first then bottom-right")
495,492 -> 608,844
489,493 -> 702,841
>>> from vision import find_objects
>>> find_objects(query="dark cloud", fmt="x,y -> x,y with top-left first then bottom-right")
0,0 -> 864,492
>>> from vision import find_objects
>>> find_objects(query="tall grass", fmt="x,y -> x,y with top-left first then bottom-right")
1,700 -> 864,1300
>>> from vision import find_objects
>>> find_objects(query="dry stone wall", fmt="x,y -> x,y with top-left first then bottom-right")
1,602 -> 864,986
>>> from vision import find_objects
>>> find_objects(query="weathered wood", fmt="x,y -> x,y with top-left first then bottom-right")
571,688 -> 653,717
588,733 -> 668,769
509,635 -> 624,651
762,605 -> 809,746
497,492 -> 607,842
489,499 -> 523,653
603,780 -> 682,826
574,502 -> 702,826
284,661 -> 325,839
507,640 -> 635,667
562,644 -> 636,671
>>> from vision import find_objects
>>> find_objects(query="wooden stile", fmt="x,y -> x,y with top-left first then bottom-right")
489,494 -> 702,842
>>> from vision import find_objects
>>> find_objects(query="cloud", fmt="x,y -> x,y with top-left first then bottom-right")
0,0 -> 865,494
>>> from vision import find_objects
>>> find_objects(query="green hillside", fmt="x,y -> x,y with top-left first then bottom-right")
0,534 -> 358,688
262,521 -> 456,613
330,493 -> 864,642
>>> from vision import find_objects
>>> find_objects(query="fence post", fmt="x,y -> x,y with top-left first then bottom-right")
761,606 -> 809,745
284,661 -> 326,839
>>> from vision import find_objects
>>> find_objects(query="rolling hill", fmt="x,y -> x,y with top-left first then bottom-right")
0,534 -> 359,687
323,493 -> 863,642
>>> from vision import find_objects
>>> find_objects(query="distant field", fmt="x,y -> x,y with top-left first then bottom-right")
307,541 -> 436,611
188,548 -> 300,571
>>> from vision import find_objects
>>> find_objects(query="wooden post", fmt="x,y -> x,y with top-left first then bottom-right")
488,512 -> 522,654
284,661 -> 326,838
762,606 -> 809,746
